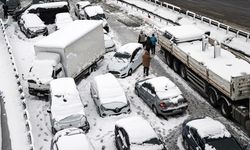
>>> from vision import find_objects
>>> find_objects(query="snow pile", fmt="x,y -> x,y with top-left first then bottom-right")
21,14 -> 46,29
53,128 -> 94,150
26,1 -> 68,12
50,78 -> 85,122
93,73 -> 127,105
117,43 -> 142,55
35,20 -> 102,49
115,116 -> 158,143
84,5 -> 104,17
187,117 -> 231,139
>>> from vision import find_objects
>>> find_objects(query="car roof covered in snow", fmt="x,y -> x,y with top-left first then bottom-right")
20,13 -> 46,28
139,76 -> 182,100
53,128 -> 95,150
84,5 -> 104,17
186,117 -> 231,139
50,78 -> 85,122
162,25 -> 204,41
115,116 -> 159,144
77,1 -> 91,9
35,20 -> 102,49
55,12 -> 73,30
117,43 -> 142,55
93,73 -> 127,104
26,1 -> 68,12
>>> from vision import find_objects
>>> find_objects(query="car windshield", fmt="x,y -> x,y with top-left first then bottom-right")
205,137 -> 242,150
114,52 -> 131,59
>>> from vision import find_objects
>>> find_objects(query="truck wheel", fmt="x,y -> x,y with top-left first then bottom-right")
208,88 -> 219,107
180,64 -> 187,79
165,51 -> 172,67
173,59 -> 179,73
220,98 -> 232,118
245,120 -> 250,136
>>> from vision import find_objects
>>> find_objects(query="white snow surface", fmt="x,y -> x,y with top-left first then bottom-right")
118,42 -> 142,55
20,14 -> 46,29
26,1 -> 68,13
55,13 -> 73,30
115,116 -> 159,143
139,76 -> 182,100
84,5 -> 104,17
77,1 -> 91,9
35,20 -> 103,49
54,128 -> 94,150
50,78 -> 85,122
186,117 -> 231,139
94,73 -> 128,105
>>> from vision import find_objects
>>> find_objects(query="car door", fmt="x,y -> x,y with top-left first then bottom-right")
141,82 -> 155,106
188,128 -> 202,150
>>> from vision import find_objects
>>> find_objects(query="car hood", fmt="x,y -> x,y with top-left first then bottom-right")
108,58 -> 129,71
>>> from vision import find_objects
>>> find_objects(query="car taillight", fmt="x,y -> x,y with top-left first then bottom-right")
159,102 -> 167,109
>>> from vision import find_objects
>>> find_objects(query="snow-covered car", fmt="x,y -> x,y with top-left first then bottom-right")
115,116 -> 167,150
107,43 -> 143,78
49,78 -> 89,134
74,1 -> 91,20
51,127 -> 95,150
55,12 -> 73,30
103,29 -> 116,52
182,117 -> 244,150
90,73 -> 130,117
84,5 -> 109,32
135,76 -> 188,117
18,13 -> 48,38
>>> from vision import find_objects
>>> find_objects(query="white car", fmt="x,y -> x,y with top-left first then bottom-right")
107,43 -> 143,77
49,78 -> 89,134
74,1 -> 91,20
55,12 -> 73,30
51,127 -> 95,150
115,116 -> 167,150
103,29 -> 116,52
90,73 -> 130,117
18,13 -> 48,38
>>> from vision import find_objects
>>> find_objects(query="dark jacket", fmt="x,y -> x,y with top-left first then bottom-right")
142,51 -> 151,68
145,37 -> 151,51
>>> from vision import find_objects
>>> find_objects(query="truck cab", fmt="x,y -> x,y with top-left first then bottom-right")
27,52 -> 65,96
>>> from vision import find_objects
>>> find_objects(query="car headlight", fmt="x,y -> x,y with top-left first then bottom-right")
120,65 -> 128,71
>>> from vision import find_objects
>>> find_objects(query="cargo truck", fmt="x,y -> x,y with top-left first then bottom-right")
158,25 -> 250,135
27,20 -> 105,96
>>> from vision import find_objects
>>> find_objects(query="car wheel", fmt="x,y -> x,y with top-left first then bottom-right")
183,137 -> 189,150
128,69 -> 132,76
152,106 -> 159,116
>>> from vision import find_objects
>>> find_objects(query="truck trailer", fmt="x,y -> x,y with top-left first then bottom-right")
27,20 -> 105,96
158,25 -> 250,135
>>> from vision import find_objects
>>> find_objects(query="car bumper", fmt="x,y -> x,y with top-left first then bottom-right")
159,104 -> 188,116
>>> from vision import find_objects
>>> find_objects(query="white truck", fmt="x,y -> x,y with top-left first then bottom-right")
158,25 -> 250,135
27,20 -> 105,96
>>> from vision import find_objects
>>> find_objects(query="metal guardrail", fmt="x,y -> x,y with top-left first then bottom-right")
0,19 -> 34,150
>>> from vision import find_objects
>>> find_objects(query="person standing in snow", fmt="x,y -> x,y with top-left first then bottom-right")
138,31 -> 147,47
142,50 -> 151,76
145,36 -> 152,53
150,33 -> 157,55
2,4 -> 8,19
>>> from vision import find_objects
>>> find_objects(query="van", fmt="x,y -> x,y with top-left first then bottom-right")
49,78 -> 89,134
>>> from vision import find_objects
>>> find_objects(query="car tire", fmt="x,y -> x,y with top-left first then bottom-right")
128,69 -> 132,76
152,106 -> 159,116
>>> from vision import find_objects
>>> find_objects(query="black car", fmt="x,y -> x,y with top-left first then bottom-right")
182,117 -> 245,150
18,13 -> 48,38
115,116 -> 167,150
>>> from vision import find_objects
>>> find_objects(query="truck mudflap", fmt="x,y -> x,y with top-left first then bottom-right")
231,74 -> 250,101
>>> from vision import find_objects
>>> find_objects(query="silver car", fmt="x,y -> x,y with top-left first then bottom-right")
135,76 -> 188,117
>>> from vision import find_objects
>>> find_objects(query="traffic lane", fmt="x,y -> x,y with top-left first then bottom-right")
0,97 -> 11,150
160,0 -> 250,31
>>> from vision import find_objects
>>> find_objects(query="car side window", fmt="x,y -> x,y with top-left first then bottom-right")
130,48 -> 140,62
